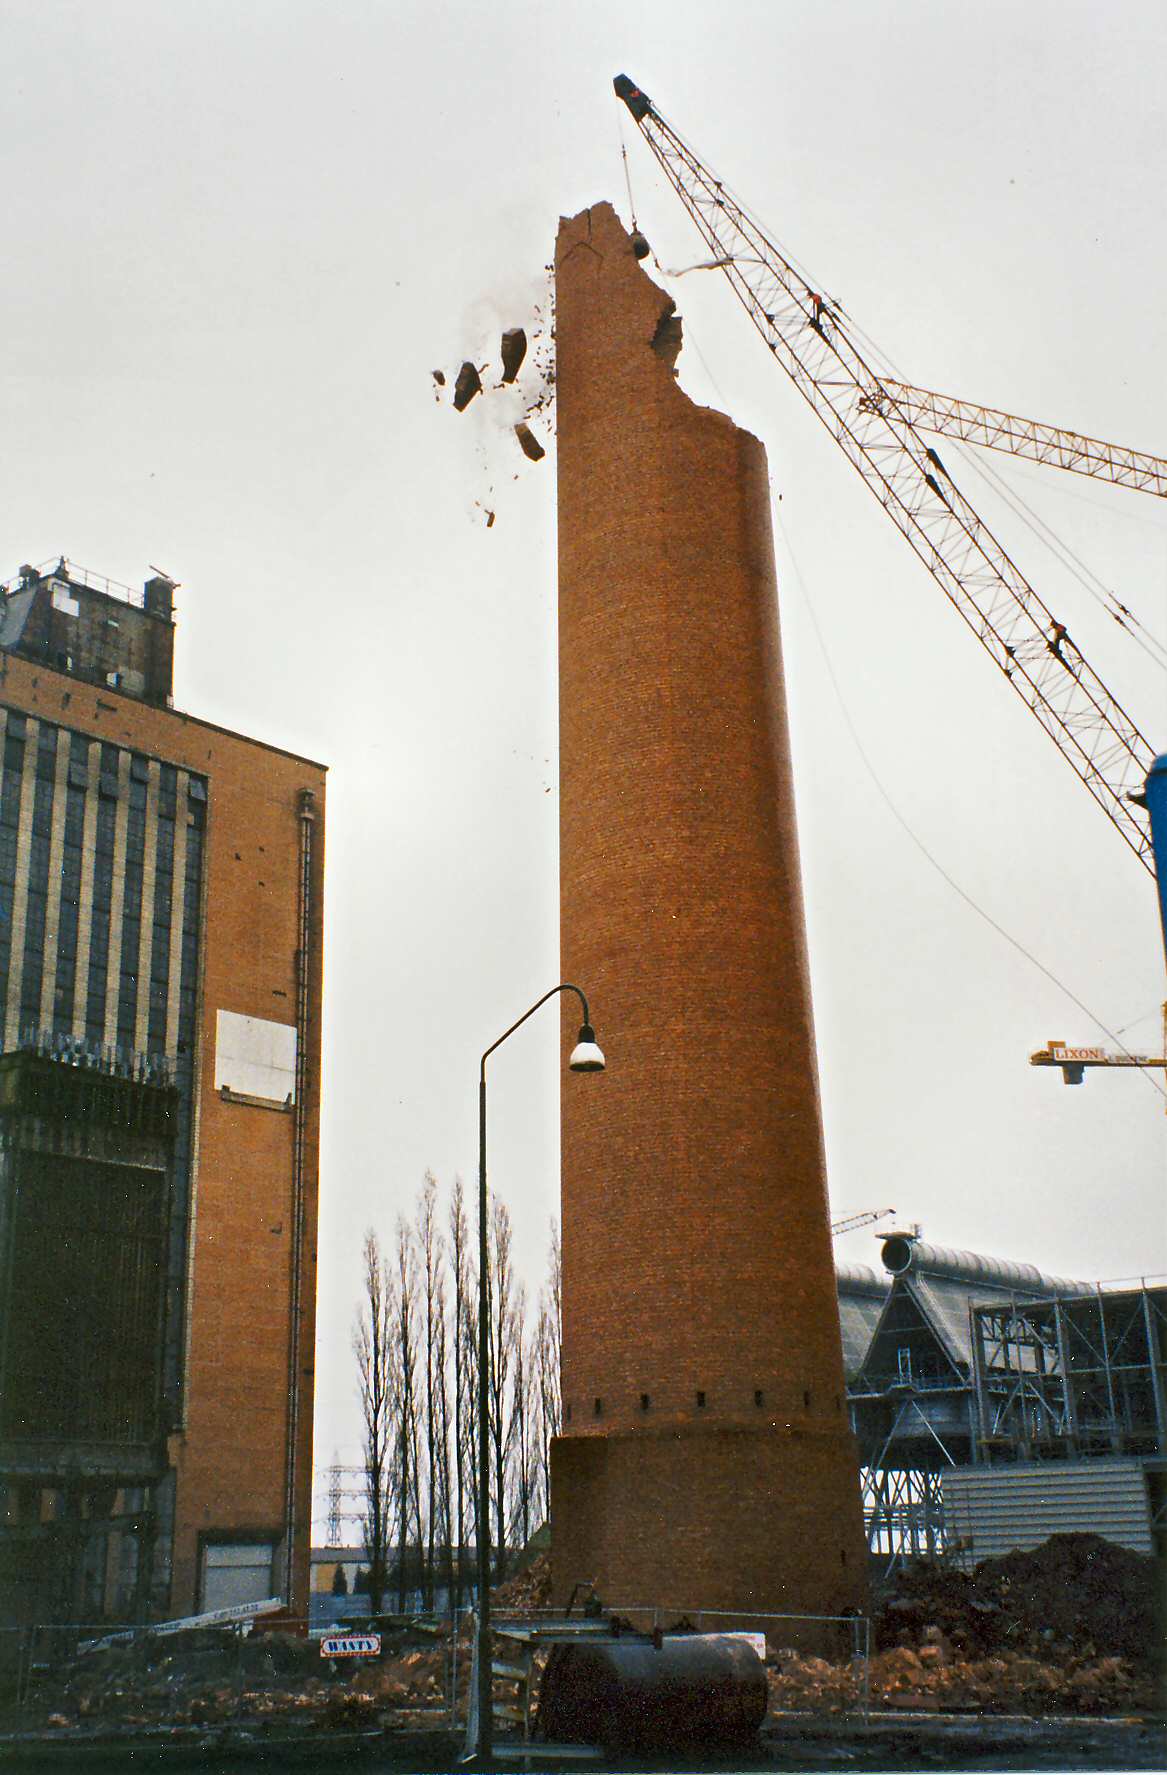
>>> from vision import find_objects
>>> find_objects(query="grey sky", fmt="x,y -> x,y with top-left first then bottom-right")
1,1 -> 1164,1516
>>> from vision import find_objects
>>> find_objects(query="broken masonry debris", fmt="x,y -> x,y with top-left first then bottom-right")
500,327 -> 528,382
514,421 -> 546,462
431,369 -> 446,386
453,362 -> 483,411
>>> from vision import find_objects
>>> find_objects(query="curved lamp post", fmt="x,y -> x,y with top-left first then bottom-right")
475,984 -> 604,1761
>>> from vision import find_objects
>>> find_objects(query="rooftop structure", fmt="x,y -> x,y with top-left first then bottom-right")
0,560 -> 175,708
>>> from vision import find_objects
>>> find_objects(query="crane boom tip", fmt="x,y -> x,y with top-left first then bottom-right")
614,74 -> 652,120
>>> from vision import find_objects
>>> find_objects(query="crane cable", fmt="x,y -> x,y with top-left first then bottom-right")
776,512 -> 1167,1103
823,300 -> 1167,674
617,113 -> 640,234
950,444 -> 1167,673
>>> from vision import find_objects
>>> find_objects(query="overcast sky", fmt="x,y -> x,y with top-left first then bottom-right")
2,1 -> 1164,1532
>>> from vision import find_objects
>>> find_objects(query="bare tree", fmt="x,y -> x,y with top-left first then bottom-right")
507,1283 -> 535,1552
353,1179 -> 559,1613
352,1229 -> 395,1614
448,1177 -> 470,1609
487,1197 -> 517,1576
534,1218 -> 562,1527
417,1172 -> 444,1609
433,1265 -> 455,1607
461,1244 -> 481,1593
393,1216 -> 421,1611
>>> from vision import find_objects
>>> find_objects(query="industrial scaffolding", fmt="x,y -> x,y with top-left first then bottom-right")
844,1260 -> 1166,1569
970,1286 -> 1167,1462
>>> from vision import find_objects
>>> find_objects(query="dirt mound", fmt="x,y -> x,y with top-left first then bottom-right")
876,1534 -> 1163,1672
975,1533 -> 1159,1662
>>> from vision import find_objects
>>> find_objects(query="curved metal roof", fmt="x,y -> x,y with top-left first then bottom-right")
835,1261 -> 891,1297
879,1235 -> 1089,1296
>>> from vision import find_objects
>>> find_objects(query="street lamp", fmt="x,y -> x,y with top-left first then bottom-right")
475,983 -> 604,1762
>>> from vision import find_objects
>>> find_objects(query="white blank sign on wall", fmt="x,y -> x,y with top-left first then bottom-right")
214,1010 -> 297,1104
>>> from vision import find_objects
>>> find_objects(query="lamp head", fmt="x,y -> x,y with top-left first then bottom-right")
568,1023 -> 605,1073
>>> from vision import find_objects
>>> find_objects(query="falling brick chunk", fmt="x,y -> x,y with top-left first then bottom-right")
514,422 -> 545,462
431,369 -> 446,386
453,362 -> 482,411
500,328 -> 528,383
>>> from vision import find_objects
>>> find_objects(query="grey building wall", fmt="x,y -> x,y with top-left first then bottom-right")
942,1459 -> 1156,1565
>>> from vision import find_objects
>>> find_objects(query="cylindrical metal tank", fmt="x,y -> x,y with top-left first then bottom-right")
880,1236 -> 1087,1295
554,201 -> 868,1622
537,1634 -> 768,1751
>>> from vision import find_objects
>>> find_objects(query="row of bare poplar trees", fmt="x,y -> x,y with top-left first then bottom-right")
353,1171 -> 561,1614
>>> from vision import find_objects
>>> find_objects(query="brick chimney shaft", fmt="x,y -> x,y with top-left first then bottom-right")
553,202 -> 867,1622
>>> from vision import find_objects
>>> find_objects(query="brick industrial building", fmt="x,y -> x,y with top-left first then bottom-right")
0,560 -> 324,1626
553,205 -> 867,1616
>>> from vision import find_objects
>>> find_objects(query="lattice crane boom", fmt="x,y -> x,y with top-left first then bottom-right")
614,76 -> 1157,876
831,1207 -> 896,1237
876,381 -> 1167,498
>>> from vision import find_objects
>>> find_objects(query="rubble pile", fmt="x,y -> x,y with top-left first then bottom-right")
10,1536 -> 1161,1737
769,1644 -> 1156,1717
492,1550 -> 553,1612
769,1534 -> 1163,1716
13,1622 -> 459,1735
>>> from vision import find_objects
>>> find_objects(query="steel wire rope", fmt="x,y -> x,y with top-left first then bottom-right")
681,306 -> 1162,1032
626,102 -> 1162,674
1113,1006 -> 1165,1037
948,442 -> 1167,673
775,517 -> 1167,1102
799,294 -> 1167,674
625,90 -> 1165,670
837,326 -> 1167,673
616,110 -> 639,234
611,137 -> 756,453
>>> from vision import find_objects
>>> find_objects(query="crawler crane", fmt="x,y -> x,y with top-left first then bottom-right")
613,75 -> 1162,877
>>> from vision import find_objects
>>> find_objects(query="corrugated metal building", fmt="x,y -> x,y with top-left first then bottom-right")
836,1234 -> 1166,1568
943,1460 -> 1155,1565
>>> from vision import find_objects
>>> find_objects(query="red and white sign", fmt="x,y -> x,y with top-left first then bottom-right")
321,1633 -> 381,1658
1048,1042 -> 1108,1062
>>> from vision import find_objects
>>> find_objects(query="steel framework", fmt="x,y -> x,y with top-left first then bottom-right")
970,1286 -> 1167,1461
846,1281 -> 1166,1567
860,1463 -> 946,1564
319,1463 -> 366,1546
614,75 -> 1157,875
876,382 -> 1167,500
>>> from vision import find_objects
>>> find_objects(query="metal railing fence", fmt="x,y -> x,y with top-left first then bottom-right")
5,1601 -> 873,1740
